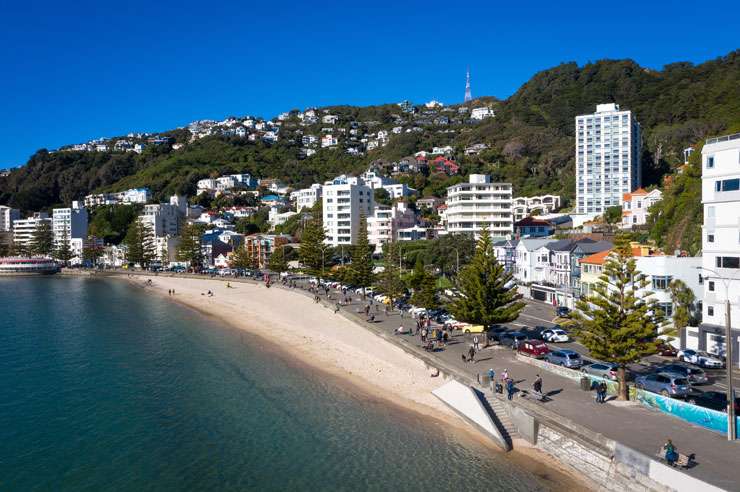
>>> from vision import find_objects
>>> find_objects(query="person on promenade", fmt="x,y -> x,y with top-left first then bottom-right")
462,353 -> 468,364
533,375 -> 543,395
596,381 -> 607,404
442,330 -> 449,345
334,303 -> 340,313
473,335 -> 480,351
468,346 -> 476,364
488,368 -> 496,393
421,328 -> 427,342
506,378 -> 515,401
501,369 -> 509,382
663,439 -> 678,467
364,305 -> 370,317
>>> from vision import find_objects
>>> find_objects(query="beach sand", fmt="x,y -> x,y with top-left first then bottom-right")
127,275 -> 592,491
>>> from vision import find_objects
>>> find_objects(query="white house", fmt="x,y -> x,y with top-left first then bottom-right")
513,238 -> 553,284
621,188 -> 662,228
512,195 -> 562,221
321,135 -> 338,148
471,107 -> 495,120
445,174 -> 513,240
366,202 -> 416,253
322,181 -> 374,246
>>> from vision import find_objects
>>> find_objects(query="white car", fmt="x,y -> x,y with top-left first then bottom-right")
678,349 -> 725,368
408,306 -> 428,317
541,328 -> 570,343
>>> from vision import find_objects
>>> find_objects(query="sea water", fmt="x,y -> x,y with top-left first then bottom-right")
0,277 -> 565,491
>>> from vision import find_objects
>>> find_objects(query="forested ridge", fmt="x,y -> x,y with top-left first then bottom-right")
1,50 -> 738,250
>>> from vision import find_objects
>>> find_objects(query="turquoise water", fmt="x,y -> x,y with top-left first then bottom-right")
0,277 -> 562,491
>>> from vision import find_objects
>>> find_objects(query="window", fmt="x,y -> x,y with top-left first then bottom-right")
707,234 -> 714,243
652,276 -> 672,290
707,156 -> 714,168
716,256 -> 740,269
658,302 -> 673,317
708,281 -> 715,292
715,178 -> 740,192
708,306 -> 714,317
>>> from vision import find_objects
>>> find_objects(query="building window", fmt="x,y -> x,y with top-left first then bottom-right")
708,281 -> 715,292
707,234 -> 714,243
658,302 -> 673,318
652,276 -> 672,290
708,306 -> 714,317
707,156 -> 714,168
715,178 -> 740,192
716,256 -> 740,269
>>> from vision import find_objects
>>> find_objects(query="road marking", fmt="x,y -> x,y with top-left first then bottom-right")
517,312 -> 554,325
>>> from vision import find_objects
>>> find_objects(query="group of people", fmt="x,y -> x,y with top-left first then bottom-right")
594,381 -> 608,404
167,289 -> 176,295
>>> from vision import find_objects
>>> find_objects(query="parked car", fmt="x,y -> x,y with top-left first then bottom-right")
518,339 -> 550,359
687,390 -> 740,413
546,349 -> 583,369
581,362 -> 620,381
499,331 -> 528,348
443,318 -> 467,330
408,306 -> 428,317
656,343 -> 678,357
541,327 -> 570,343
461,324 -> 486,334
556,306 -> 570,317
635,373 -> 691,398
488,326 -> 509,342
659,364 -> 709,385
677,349 -> 725,369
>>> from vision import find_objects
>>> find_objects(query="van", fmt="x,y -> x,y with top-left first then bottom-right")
518,340 -> 550,359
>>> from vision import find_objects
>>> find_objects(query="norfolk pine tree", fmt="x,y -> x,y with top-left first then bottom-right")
229,243 -> 255,270
448,228 -> 525,327
30,221 -> 54,256
348,214 -> 373,297
298,217 -> 326,277
378,241 -> 405,307
176,222 -> 205,270
53,228 -> 73,265
410,268 -> 438,310
267,244 -> 288,273
571,235 -> 669,400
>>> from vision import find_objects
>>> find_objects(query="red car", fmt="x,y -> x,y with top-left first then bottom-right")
518,339 -> 550,359
657,343 -> 678,357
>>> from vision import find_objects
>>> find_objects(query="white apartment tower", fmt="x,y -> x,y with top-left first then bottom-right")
445,174 -> 513,239
0,205 -> 20,232
322,181 -> 374,246
13,212 -> 51,252
52,201 -> 89,256
698,133 -> 740,363
575,103 -> 641,214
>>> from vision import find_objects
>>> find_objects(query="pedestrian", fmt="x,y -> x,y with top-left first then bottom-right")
421,328 -> 427,342
468,346 -> 476,364
597,381 -> 607,404
462,353 -> 468,364
426,317 -> 431,328
506,378 -> 515,400
501,369 -> 509,383
488,368 -> 496,392
473,335 -> 480,351
334,303 -> 340,314
663,439 -> 678,467
384,304 -> 389,316
365,305 -> 370,316
442,330 -> 449,344
533,374 -> 543,395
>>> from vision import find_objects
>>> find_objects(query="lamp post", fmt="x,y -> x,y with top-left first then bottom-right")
696,266 -> 736,440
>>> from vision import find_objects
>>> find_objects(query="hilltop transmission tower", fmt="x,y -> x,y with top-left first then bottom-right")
464,67 -> 472,102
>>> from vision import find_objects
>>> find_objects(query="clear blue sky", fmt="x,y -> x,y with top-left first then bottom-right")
1,0 -> 737,167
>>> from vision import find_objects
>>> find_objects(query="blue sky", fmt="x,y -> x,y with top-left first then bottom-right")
0,0 -> 737,167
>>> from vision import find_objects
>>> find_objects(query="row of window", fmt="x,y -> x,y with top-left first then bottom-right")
714,178 -> 740,192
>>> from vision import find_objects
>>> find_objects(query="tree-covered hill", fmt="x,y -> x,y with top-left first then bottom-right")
0,50 -> 737,218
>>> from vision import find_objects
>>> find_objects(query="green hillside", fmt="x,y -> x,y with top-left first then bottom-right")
1,51 -> 738,245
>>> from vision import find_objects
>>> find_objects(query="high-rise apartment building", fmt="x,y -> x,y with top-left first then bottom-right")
445,174 -> 513,239
322,180 -> 374,246
698,133 -> 740,363
575,103 -> 641,214
52,201 -> 88,256
0,206 -> 20,233
13,212 -> 51,252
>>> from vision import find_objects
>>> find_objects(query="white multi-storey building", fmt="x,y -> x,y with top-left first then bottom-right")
13,212 -> 51,252
140,197 -> 183,238
445,174 -> 513,239
0,205 -> 20,232
575,103 -> 641,214
293,184 -> 322,211
322,181 -> 374,246
512,195 -> 561,221
697,133 -> 740,362
367,202 -> 416,253
52,201 -> 88,256
470,107 -> 495,120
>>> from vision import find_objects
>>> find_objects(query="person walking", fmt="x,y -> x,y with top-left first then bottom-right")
468,346 -> 476,364
488,368 -> 496,393
533,374 -> 543,395
663,439 -> 678,467
506,378 -> 515,401
473,335 -> 480,351
597,381 -> 607,404
501,369 -> 509,383
421,328 -> 427,343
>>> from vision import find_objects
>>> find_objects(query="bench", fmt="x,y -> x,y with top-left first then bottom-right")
655,449 -> 695,469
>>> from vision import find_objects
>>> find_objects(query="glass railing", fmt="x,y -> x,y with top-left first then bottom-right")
706,133 -> 740,145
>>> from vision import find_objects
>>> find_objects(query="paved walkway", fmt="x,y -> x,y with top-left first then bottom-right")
297,281 -> 740,491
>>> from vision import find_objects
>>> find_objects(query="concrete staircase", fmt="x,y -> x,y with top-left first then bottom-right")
478,391 -> 519,447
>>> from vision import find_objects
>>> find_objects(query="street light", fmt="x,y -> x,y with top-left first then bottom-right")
696,266 -> 736,440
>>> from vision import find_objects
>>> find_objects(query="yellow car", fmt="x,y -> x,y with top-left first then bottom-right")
462,324 -> 486,334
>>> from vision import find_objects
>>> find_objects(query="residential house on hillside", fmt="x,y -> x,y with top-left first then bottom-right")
621,188 -> 662,229
493,239 -> 519,273
514,217 -> 555,238
514,239 -> 553,285
512,195 -> 561,221
431,156 -> 459,175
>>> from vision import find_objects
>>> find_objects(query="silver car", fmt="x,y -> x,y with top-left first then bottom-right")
581,362 -> 620,381
546,349 -> 583,369
635,372 -> 690,397
660,364 -> 709,385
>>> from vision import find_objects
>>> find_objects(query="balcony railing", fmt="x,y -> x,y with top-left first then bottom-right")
706,133 -> 740,145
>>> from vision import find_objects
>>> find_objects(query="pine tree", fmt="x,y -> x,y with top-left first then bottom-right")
411,269 -> 438,309
82,237 -> 104,267
30,221 -> 54,257
669,279 -> 696,333
124,221 -> 144,266
267,244 -> 288,273
407,256 -> 426,292
378,241 -> 405,305
348,214 -> 373,296
140,222 -> 156,268
298,216 -> 326,276
53,228 -> 73,266
176,222 -> 205,270
571,234 -> 669,400
448,228 -> 525,327
229,243 -> 256,270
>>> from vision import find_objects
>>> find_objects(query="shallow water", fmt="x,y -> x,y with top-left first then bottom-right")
0,277 -> 566,491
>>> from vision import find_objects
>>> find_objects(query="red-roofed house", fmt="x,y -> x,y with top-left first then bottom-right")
431,156 -> 460,175
621,188 -> 662,229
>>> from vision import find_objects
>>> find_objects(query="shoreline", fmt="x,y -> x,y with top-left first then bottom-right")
118,274 -> 591,491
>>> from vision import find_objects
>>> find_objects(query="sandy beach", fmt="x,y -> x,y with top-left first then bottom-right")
125,274 -> 591,491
